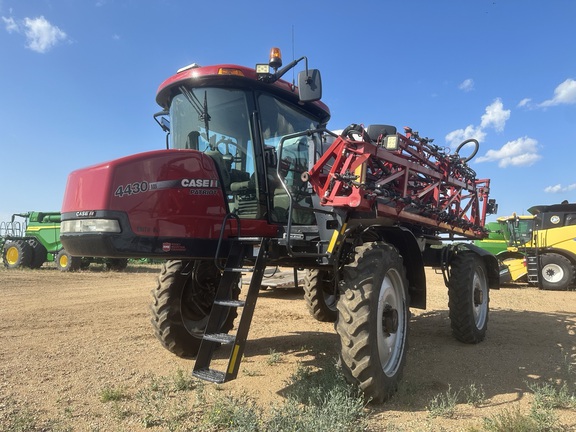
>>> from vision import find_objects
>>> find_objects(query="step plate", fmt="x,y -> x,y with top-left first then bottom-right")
193,368 -> 226,383
203,333 -> 235,344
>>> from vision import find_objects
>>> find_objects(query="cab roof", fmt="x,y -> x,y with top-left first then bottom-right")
155,63 -> 330,123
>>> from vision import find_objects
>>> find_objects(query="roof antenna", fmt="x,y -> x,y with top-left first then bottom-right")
291,25 -> 296,90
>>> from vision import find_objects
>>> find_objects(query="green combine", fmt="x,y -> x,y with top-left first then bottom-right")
473,222 -> 507,255
0,211 -> 128,271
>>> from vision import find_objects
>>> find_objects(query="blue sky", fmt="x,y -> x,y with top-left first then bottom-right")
1,0 -> 575,226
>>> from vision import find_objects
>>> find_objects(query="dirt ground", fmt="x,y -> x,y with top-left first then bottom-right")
0,263 -> 575,431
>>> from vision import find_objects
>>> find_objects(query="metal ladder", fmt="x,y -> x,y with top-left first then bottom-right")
526,249 -> 539,285
192,237 -> 269,383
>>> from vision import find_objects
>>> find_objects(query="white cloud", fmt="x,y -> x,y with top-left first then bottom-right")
475,136 -> 541,167
517,98 -> 532,108
2,16 -> 18,33
445,125 -> 486,147
480,98 -> 510,132
539,78 -> 576,107
445,98 -> 510,148
2,15 -> 67,53
458,78 -> 474,92
544,184 -> 562,193
544,183 -> 576,193
23,16 -> 67,53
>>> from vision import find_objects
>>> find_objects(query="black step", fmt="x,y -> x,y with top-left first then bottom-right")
203,333 -> 236,344
225,267 -> 254,273
214,299 -> 245,308
236,237 -> 263,244
192,368 -> 226,383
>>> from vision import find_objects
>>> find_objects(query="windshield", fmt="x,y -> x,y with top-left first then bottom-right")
170,87 -> 259,217
508,219 -> 534,247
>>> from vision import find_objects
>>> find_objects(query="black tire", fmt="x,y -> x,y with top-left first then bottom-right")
55,249 -> 81,272
27,239 -> 47,269
303,269 -> 338,322
448,253 -> 489,344
150,259 -> 239,358
2,240 -> 33,269
539,253 -> 574,291
336,241 -> 410,403
104,258 -> 128,272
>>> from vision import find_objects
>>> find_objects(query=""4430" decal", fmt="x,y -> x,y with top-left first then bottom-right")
114,181 -> 149,197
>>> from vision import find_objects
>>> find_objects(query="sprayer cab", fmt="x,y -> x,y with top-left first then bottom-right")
60,48 -> 330,260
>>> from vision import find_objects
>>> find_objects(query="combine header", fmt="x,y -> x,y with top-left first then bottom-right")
60,47 -> 499,402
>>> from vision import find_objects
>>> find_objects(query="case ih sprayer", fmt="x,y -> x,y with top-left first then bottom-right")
60,48 -> 499,402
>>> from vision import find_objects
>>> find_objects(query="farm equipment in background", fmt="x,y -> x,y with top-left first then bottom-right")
493,213 -> 535,284
59,47 -> 499,402
473,221 -> 508,255
485,203 -> 576,290
518,203 -> 576,291
0,211 -> 128,271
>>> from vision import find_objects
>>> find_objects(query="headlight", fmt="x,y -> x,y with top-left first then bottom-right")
61,219 -> 121,234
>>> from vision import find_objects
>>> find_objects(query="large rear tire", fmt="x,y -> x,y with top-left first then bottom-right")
2,240 -> 33,269
303,269 -> 338,322
539,253 -> 574,291
336,241 -> 410,403
448,252 -> 489,344
150,259 -> 239,358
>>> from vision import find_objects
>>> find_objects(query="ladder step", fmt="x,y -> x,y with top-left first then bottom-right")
192,368 -> 226,383
225,267 -> 255,273
214,299 -> 245,308
203,333 -> 236,344
237,237 -> 263,243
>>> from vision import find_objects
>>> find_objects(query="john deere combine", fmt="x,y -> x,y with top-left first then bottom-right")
0,211 -> 128,271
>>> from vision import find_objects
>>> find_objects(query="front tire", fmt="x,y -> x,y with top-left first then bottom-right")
55,249 -> 81,272
336,241 -> 410,403
150,259 -> 239,358
539,253 -> 574,291
448,252 -> 489,344
303,269 -> 338,322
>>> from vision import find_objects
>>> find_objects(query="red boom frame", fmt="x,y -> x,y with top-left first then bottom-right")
307,131 -> 491,239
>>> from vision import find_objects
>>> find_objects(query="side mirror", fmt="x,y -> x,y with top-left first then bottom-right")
298,69 -> 322,102
487,198 -> 498,215
264,145 -> 278,168
154,111 -> 170,132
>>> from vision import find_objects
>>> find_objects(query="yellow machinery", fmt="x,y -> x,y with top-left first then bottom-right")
498,203 -> 576,290
496,213 -> 535,283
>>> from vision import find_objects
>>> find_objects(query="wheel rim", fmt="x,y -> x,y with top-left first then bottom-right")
542,263 -> 563,283
472,266 -> 488,329
6,246 -> 19,265
321,272 -> 338,312
377,268 -> 407,377
324,291 -> 338,311
59,255 -> 68,268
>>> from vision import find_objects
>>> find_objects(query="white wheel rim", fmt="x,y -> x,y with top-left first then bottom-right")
542,263 -> 563,283
377,268 -> 407,377
472,266 -> 488,329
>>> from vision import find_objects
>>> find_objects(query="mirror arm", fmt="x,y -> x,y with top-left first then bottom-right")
274,56 -> 307,82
